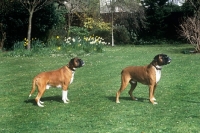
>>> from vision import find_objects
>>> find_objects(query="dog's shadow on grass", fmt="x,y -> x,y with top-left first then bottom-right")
24,95 -> 61,106
181,100 -> 200,104
106,96 -> 148,103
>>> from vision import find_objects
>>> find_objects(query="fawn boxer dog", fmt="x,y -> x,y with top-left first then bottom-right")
28,57 -> 84,107
116,54 -> 171,105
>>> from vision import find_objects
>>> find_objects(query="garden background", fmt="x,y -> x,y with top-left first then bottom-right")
0,0 -> 200,132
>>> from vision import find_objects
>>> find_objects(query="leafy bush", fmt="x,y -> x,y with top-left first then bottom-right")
84,17 -> 111,43
69,26 -> 90,38
114,25 -> 130,45
63,36 -> 106,53
6,41 -> 32,57
90,29 -> 111,44
4,35 -> 107,57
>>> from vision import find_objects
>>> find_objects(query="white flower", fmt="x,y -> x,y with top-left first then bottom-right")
90,41 -> 95,44
72,38 -> 75,42
102,42 -> 106,45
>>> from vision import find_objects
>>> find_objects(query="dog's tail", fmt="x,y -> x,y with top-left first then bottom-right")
28,78 -> 37,98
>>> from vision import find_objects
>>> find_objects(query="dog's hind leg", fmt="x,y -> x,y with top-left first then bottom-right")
116,76 -> 130,103
35,87 -> 46,107
128,81 -> 138,101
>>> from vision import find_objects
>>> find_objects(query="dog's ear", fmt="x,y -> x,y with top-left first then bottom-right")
70,58 -> 75,64
153,54 -> 160,60
68,58 -> 75,68
152,54 -> 161,66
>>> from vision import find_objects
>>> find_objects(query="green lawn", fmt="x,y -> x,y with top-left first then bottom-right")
0,45 -> 200,133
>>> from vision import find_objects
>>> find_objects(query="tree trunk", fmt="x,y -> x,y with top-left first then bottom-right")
27,10 -> 34,50
0,23 -> 6,50
67,13 -> 71,37
0,32 -> 6,51
111,11 -> 114,46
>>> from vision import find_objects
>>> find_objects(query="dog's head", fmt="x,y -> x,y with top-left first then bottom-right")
68,57 -> 85,71
153,54 -> 171,66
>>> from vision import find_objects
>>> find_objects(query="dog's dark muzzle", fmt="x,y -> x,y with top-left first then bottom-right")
165,57 -> 171,64
78,59 -> 85,67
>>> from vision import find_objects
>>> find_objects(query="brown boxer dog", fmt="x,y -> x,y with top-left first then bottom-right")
28,57 -> 84,107
116,54 -> 171,105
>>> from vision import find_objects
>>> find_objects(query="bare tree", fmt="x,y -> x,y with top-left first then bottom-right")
179,0 -> 200,52
19,0 -> 53,50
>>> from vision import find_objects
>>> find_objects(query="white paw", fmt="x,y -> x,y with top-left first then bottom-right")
116,101 -> 120,103
39,101 -> 44,104
153,97 -> 156,101
37,101 -> 44,107
66,99 -> 70,102
153,102 -> 158,105
63,100 -> 69,104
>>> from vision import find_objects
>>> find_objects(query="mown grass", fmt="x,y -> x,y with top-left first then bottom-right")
0,44 -> 200,133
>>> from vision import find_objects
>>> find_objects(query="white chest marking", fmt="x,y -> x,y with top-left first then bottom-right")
154,66 -> 162,83
70,72 -> 75,84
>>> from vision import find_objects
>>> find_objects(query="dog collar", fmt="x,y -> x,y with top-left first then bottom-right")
152,64 -> 162,70
67,65 -> 76,71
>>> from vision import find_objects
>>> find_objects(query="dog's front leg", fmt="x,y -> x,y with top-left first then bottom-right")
153,84 -> 157,101
149,85 -> 158,105
62,90 -> 69,103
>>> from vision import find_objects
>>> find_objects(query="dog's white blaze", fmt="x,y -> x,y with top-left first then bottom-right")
155,66 -> 162,83
70,72 -> 75,84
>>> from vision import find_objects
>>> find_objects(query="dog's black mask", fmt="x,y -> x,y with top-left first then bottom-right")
78,59 -> 85,67
154,54 -> 171,65
69,58 -> 85,69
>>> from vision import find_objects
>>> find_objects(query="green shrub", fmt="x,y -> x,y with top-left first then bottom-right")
90,29 -> 111,44
6,41 -> 33,57
69,26 -> 90,38
4,34 -> 107,57
114,25 -> 130,45
63,36 -> 106,53
84,17 -> 111,44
